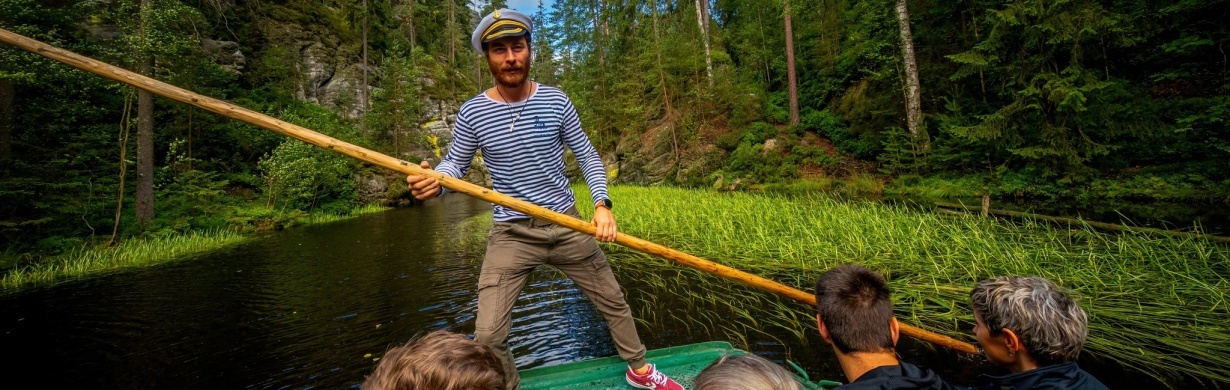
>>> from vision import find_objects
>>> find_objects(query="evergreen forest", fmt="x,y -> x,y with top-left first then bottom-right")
2,0 -> 1228,273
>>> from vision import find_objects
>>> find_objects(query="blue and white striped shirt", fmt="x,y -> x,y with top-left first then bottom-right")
436,83 -> 610,221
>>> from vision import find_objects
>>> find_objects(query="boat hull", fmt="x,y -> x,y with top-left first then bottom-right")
519,341 -> 840,389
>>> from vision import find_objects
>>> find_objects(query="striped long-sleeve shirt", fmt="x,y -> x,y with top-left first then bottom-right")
436,83 -> 610,222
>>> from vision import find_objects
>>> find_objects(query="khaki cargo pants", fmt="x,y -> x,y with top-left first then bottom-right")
474,207 -> 647,390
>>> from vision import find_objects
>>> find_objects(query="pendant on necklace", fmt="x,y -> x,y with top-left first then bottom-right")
508,112 -> 522,132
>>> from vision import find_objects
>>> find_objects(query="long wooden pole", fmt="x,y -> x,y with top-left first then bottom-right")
0,28 -> 978,354
936,201 -> 1230,244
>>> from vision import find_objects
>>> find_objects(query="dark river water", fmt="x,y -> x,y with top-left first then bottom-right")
1,196 -> 1169,388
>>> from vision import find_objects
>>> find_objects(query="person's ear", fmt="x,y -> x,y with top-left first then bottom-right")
889,317 -> 900,346
816,314 -> 833,345
1001,328 -> 1023,357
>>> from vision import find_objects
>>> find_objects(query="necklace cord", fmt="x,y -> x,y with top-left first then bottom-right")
495,85 -> 531,132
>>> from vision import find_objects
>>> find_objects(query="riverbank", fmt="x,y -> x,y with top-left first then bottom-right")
884,173 -> 1230,203
754,172 -> 1230,204
0,205 -> 389,292
756,172 -> 1230,235
574,185 -> 1229,387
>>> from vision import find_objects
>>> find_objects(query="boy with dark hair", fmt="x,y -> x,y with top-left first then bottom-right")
814,265 -> 957,389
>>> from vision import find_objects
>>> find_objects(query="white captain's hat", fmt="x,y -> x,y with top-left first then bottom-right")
471,9 -> 533,52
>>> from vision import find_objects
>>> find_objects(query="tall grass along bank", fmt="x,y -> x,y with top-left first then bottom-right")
571,185 -> 1229,387
2,205 -> 391,292
306,204 -> 390,225
1,230 -> 246,291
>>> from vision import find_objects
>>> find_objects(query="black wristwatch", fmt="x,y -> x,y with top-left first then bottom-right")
596,198 -> 613,210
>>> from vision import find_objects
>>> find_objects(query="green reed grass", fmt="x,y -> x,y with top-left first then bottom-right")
1,230 -> 246,291
568,185 -> 1230,387
2,204 -> 391,292
306,204 -> 390,225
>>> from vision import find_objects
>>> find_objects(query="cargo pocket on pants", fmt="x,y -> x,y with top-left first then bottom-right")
474,270 -> 504,332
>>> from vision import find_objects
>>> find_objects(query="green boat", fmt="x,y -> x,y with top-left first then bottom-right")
519,341 -> 843,389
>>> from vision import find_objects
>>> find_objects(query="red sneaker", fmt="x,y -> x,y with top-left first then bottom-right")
625,364 -> 684,390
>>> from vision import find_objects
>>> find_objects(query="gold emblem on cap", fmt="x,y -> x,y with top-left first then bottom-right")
493,10 -> 501,19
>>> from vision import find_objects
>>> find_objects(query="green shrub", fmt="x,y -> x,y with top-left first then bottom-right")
157,170 -> 234,232
725,140 -> 799,184
745,122 -> 776,144
801,110 -> 881,159
766,100 -> 789,124
258,139 -> 357,211
716,129 -> 745,151
788,144 -> 839,168
229,206 -> 308,232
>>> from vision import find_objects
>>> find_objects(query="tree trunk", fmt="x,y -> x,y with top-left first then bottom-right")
110,93 -> 135,246
0,78 -> 12,163
406,0 -> 416,52
391,61 -> 403,157
981,194 -> 990,217
447,0 -> 456,96
653,0 -> 677,163
136,61 -> 155,228
783,0 -> 800,126
757,11 -> 770,85
600,0 -> 610,38
694,0 -> 713,86
362,0 -> 369,131
447,0 -> 454,63
816,0 -> 839,66
187,107 -> 192,171
588,0 -> 607,96
896,0 -> 927,151
652,0 -> 672,116
135,0 -> 155,228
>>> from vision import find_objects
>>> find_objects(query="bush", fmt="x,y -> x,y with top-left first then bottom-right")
724,140 -> 799,184
766,92 -> 790,124
228,206 -> 308,232
801,110 -> 880,159
258,139 -> 358,211
157,170 -> 234,232
717,122 -> 778,151
716,129 -> 744,150
788,144 -> 839,168
255,103 -> 366,212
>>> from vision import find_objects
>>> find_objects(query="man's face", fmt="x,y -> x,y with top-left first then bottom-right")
486,36 -> 530,89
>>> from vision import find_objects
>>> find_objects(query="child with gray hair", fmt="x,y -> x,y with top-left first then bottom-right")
693,354 -> 805,390
970,276 -> 1108,390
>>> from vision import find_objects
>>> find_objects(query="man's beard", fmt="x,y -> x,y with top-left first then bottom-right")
493,64 -> 529,89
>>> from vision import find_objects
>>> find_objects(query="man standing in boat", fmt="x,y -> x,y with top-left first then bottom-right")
406,9 -> 682,390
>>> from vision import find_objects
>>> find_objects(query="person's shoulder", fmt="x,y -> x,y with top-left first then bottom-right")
833,365 -> 895,390
535,83 -> 564,95
981,363 -> 1107,390
832,376 -> 891,390
533,84 -> 573,102
1066,364 -> 1110,390
459,92 -> 493,112
881,362 -> 963,390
